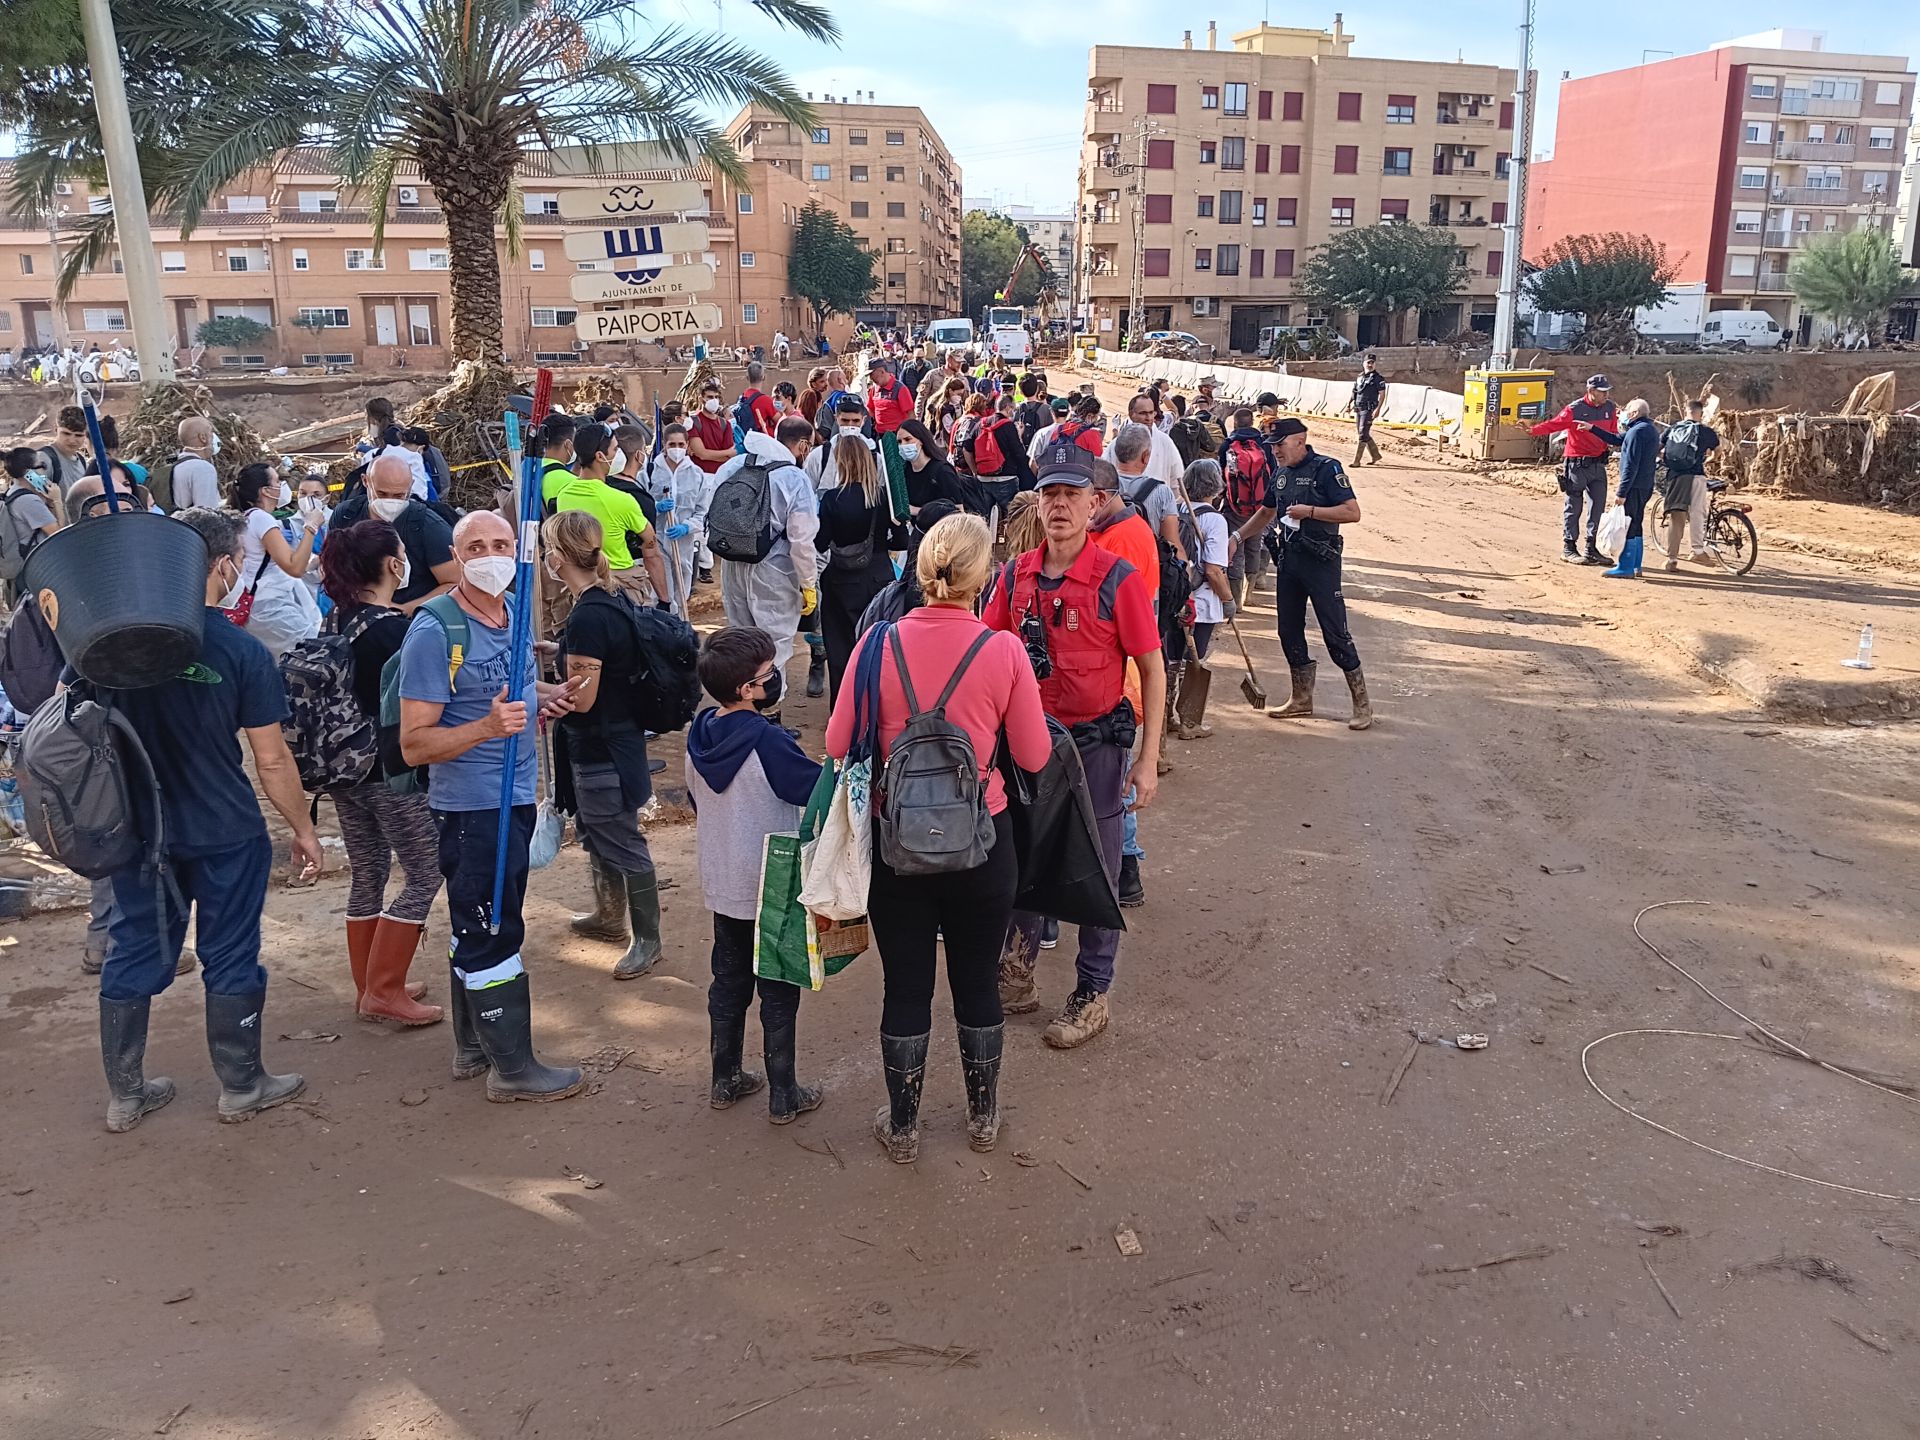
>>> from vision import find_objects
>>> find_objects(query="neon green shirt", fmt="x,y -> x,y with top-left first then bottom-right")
540,460 -> 577,509
554,474 -> 649,570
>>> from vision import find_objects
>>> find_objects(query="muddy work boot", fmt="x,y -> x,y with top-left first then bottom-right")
100,996 -> 175,1133
205,991 -> 305,1124
763,1006 -> 823,1125
957,1023 -> 1003,1153
1266,662 -> 1317,720
470,975 -> 586,1104
805,646 -> 828,699
1043,988 -> 1111,1050
611,871 -> 663,980
1582,542 -> 1609,566
448,963 -> 489,1081
709,1013 -> 766,1109
570,857 -> 629,943
998,928 -> 1041,1015
1343,666 -> 1374,731
873,1031 -> 929,1163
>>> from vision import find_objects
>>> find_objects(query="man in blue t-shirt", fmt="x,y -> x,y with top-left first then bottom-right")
96,506 -> 326,1134
398,510 -> 586,1103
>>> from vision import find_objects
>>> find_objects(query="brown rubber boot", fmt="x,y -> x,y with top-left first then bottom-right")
999,927 -> 1040,1015
1344,666 -> 1374,731
358,919 -> 445,1027
346,916 -> 379,1010
569,857 -> 628,942
1266,662 -> 1317,719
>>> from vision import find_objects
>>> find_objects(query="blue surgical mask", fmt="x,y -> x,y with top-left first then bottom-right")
898,442 -> 921,462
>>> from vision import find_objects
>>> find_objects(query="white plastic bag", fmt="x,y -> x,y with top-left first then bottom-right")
798,757 -> 871,922
528,799 -> 565,870
1594,504 -> 1628,558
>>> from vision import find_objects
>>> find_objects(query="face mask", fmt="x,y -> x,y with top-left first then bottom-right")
394,553 -> 412,590
703,398 -> 722,414
210,432 -> 222,456
463,554 -> 516,597
665,446 -> 687,463
609,447 -> 627,474
752,669 -> 784,712
898,442 -> 921,463
839,426 -> 862,440
370,496 -> 408,521
25,470 -> 50,494
277,481 -> 293,507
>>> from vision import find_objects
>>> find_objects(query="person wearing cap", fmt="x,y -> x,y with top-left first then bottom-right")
1026,394 -> 1074,463
1230,418 -> 1373,730
1531,375 -> 1619,564
867,355 -> 915,521
1351,354 -> 1387,466
983,440 -> 1165,1050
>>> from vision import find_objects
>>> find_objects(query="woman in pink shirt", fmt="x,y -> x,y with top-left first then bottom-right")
825,514 -> 1052,1164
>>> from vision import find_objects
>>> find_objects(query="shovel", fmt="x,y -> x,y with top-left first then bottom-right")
1172,638 -> 1213,734
1225,616 -> 1268,709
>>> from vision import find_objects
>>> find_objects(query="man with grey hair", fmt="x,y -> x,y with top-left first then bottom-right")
1106,391 -> 1185,488
1591,396 -> 1659,579
1111,422 -> 1182,552
92,506 -> 324,1132
736,360 -> 778,436
171,416 -> 222,512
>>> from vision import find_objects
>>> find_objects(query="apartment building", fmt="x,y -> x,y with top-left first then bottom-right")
724,97 -> 964,330
1526,30 -> 1913,343
0,126 -> 939,370
1077,18 -> 1521,354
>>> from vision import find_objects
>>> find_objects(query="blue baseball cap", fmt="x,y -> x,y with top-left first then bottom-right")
1035,441 -> 1098,487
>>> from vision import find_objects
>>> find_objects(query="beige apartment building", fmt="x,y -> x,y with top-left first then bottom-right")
1078,18 -> 1521,354
724,96 -> 964,330
0,105 -> 962,370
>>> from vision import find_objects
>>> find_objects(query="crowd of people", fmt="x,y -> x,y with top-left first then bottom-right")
4,349 -> 1388,1160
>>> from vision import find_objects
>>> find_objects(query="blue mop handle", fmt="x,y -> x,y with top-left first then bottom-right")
78,389 -> 121,515
488,409 -> 536,933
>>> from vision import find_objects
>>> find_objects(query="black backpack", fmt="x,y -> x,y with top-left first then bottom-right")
1,490 -> 46,583
1663,420 -> 1702,471
0,592 -> 64,717
707,461 -> 778,563
875,626 -> 997,876
19,683 -> 166,880
1169,416 -> 1219,466
610,594 -> 703,733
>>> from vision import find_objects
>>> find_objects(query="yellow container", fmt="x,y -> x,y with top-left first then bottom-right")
1462,368 -> 1553,460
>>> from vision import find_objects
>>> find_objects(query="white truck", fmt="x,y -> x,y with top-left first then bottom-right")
926,317 -> 976,357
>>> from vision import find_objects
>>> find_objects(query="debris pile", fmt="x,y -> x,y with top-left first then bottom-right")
121,382 -> 270,496
565,371 -> 625,416
403,360 -> 519,510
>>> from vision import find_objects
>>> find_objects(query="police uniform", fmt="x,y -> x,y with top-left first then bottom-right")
1272,445 -> 1361,675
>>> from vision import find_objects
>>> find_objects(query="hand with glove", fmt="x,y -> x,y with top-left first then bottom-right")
801,585 -> 818,615
656,495 -> 675,515
663,522 -> 690,541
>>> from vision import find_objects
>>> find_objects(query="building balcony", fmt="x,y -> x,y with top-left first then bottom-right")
1753,271 -> 1794,292
1776,140 -> 1856,162
1087,270 -> 1132,299
1759,230 -> 1820,250
1770,185 -> 1862,207
1436,110 -> 1496,128
1433,166 -> 1490,179
1781,96 -> 1862,117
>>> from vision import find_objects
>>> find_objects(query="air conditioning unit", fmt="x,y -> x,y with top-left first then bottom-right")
1459,93 -> 1476,104
398,187 -> 420,206
54,183 -> 74,196
1192,297 -> 1212,317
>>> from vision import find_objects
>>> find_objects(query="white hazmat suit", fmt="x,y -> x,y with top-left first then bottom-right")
713,430 -> 820,677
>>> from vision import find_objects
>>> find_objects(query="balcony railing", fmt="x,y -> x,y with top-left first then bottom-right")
1776,140 -> 1855,161
1781,96 -> 1862,117
1758,230 -> 1811,249
1436,111 -> 1496,127
1771,184 -> 1859,206
1753,271 -> 1794,292
1434,165 -> 1490,178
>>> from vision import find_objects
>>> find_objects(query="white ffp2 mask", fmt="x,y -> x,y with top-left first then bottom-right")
463,555 -> 516,596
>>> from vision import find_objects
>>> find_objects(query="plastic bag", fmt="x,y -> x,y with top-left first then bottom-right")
798,757 -> 871,921
528,799 -> 564,870
1594,504 -> 1628,558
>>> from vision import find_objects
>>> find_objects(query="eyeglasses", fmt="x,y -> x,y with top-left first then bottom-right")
747,667 -> 777,688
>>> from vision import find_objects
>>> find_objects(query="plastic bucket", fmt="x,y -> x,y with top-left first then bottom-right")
21,511 -> 209,689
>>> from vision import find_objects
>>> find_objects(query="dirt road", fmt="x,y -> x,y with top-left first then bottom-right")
3,435 -> 1919,1439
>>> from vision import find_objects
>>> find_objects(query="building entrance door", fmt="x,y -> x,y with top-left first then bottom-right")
374,305 -> 399,346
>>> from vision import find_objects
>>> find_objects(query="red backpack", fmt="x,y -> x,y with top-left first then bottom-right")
1224,436 -> 1273,517
1054,418 -> 1103,456
972,418 -> 1007,475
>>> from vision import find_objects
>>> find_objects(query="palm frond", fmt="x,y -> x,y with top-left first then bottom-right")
748,0 -> 840,43
361,147 -> 402,257
53,209 -> 123,302
500,173 -> 524,261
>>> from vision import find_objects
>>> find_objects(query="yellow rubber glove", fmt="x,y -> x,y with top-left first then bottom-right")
801,586 -> 818,615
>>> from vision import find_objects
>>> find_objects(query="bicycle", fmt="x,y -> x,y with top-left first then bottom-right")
1703,478 -> 1759,575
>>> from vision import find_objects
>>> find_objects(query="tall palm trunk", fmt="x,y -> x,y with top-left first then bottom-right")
420,140 -> 514,363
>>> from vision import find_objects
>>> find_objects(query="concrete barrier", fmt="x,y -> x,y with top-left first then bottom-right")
1092,349 -> 1463,436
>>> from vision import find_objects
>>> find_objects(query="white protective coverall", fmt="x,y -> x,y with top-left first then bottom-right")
714,429 -> 820,676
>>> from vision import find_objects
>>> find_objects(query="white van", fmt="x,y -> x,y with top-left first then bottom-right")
927,318 -> 976,357
1701,311 -> 1784,350
987,325 -> 1032,364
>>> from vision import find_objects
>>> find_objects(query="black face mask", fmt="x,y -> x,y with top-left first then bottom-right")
752,669 -> 784,711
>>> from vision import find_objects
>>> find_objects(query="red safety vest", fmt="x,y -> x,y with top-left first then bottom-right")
985,542 -> 1145,727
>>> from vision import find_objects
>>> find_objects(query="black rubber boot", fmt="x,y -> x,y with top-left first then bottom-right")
448,962 -> 489,1081
205,990 -> 304,1124
873,1031 -> 929,1163
1118,854 -> 1145,908
570,857 -> 629,942
805,647 -> 828,699
957,1023 -> 1003,1153
468,974 -> 586,1103
100,996 -> 174,1133
611,871 -> 663,980
709,1011 -> 765,1109
762,1006 -> 822,1125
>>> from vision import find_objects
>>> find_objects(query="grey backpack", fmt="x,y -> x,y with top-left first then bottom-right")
19,685 -> 167,880
875,626 -> 997,875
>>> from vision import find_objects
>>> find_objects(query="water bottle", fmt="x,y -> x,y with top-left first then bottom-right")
1842,623 -> 1875,671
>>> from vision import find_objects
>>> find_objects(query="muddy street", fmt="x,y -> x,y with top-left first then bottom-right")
3,439 -> 1919,1439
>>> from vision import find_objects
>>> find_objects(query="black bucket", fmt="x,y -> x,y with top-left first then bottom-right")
21,512 -> 209,689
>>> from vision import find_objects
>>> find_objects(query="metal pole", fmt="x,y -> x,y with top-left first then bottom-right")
1489,0 -> 1535,369
77,0 -> 176,387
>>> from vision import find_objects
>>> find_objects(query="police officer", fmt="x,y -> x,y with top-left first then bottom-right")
1351,353 -> 1386,466
1530,374 -> 1619,564
985,440 -> 1166,1051
1230,418 -> 1372,731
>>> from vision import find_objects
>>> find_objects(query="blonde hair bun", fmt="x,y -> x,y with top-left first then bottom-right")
916,512 -> 993,603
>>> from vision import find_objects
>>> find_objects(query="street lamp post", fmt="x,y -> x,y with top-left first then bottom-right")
78,0 -> 176,386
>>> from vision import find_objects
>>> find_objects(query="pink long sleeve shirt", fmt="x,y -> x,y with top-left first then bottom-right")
825,605 -> 1053,815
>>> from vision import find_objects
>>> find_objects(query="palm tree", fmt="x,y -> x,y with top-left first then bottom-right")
15,0 -> 836,363
1788,229 -> 1909,344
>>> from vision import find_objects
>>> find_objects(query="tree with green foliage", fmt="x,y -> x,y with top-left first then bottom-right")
961,209 -> 1042,320
1525,232 -> 1679,347
788,201 -> 878,333
196,315 -> 273,351
1295,223 -> 1463,344
1789,230 -> 1909,342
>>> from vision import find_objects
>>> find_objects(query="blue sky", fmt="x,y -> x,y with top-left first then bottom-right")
684,0 -> 1920,211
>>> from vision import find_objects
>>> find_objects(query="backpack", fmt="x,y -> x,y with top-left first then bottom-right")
706,461 -> 779,564
1224,436 -> 1273,518
609,594 -> 703,733
18,683 -> 167,881
1169,416 -> 1219,466
277,611 -> 380,793
1,490 -> 46,582
1663,419 -> 1701,471
1054,418 -> 1104,456
1135,477 -> 1207,594
378,595 -> 468,795
972,419 -> 1007,476
0,591 -> 63,716
875,626 -> 997,876
733,389 -> 767,437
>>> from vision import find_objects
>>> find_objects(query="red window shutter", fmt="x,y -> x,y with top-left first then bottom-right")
1387,93 -> 1416,109
1499,100 -> 1515,129
1276,197 -> 1298,223
1333,145 -> 1358,174
1255,144 -> 1270,173
1274,249 -> 1294,277
1487,250 -> 1504,278
1147,84 -> 1177,114
1491,200 -> 1509,223
1258,90 -> 1274,120
1146,139 -> 1175,169
1144,194 -> 1173,224
1337,92 -> 1362,121
1280,145 -> 1301,174
1381,198 -> 1409,219
1282,91 -> 1304,121
1143,248 -> 1170,278
1251,249 -> 1265,279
